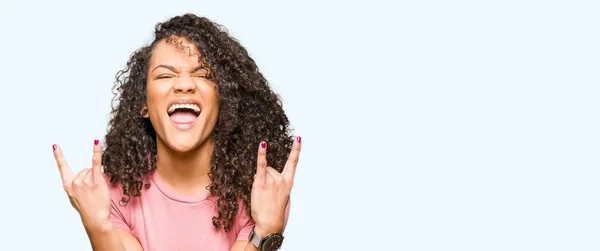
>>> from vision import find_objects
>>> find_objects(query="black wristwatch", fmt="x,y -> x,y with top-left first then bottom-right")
248,226 -> 284,251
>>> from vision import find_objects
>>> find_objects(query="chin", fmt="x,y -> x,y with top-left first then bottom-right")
161,126 -> 209,154
167,142 -> 201,154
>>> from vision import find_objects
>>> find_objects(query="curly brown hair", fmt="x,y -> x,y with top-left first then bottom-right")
102,13 -> 293,232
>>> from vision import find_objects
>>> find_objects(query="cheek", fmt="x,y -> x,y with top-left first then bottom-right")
198,82 -> 219,109
145,83 -> 170,110
208,90 -> 219,109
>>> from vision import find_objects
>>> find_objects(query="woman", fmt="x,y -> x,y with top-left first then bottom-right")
51,13 -> 300,251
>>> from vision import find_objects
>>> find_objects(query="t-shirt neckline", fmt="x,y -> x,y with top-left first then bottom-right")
150,170 -> 211,204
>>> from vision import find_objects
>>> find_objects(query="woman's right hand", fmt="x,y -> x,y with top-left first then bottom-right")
52,139 -> 112,232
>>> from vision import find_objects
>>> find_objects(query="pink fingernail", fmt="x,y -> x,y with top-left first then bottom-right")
261,142 -> 266,148
52,144 -> 57,151
297,136 -> 302,143
94,139 -> 99,145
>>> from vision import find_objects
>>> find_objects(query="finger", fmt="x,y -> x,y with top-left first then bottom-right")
282,136 -> 302,181
256,141 -> 268,182
52,144 -> 74,184
83,167 -> 94,184
266,167 -> 283,185
91,139 -> 103,179
73,168 -> 90,185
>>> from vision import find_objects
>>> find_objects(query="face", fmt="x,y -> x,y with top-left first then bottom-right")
144,36 -> 219,153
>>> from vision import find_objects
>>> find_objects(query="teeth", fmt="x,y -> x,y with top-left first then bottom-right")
168,103 -> 201,114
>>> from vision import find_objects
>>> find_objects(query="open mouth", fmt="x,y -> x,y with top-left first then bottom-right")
167,103 -> 201,128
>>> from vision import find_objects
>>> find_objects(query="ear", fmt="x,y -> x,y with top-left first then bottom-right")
140,104 -> 150,118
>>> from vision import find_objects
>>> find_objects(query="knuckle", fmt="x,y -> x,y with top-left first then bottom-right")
72,179 -> 82,187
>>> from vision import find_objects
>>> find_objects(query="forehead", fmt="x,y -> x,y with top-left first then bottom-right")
149,37 -> 203,68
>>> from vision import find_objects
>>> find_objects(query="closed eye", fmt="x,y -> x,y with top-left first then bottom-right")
156,75 -> 175,79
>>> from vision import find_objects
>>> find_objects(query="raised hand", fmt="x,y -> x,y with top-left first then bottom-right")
52,139 -> 112,231
251,136 -> 301,236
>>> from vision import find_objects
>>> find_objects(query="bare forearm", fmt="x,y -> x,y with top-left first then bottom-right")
84,223 -> 126,251
243,242 -> 259,251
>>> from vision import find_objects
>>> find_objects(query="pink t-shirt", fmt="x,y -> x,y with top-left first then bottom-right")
104,171 -> 289,251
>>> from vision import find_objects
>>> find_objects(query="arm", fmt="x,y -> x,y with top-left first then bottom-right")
230,241 -> 257,251
232,228 -> 281,251
88,176 -> 143,251
87,227 -> 142,251
84,223 -> 131,251
231,198 -> 291,251
82,209 -> 143,251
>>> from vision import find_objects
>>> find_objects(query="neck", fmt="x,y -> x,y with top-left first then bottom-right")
155,138 -> 213,195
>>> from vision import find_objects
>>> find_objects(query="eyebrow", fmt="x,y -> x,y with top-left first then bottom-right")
151,64 -> 176,73
151,64 -> 209,74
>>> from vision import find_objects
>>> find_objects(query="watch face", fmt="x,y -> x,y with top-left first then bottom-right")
261,234 -> 284,251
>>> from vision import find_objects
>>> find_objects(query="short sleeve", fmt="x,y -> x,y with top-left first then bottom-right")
236,202 -> 255,241
103,173 -> 132,231
236,199 -> 291,241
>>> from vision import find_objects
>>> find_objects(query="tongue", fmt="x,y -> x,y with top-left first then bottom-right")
170,111 -> 198,124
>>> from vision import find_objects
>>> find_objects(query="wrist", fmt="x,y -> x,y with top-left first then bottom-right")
249,225 -> 285,251
82,218 -> 113,234
253,224 -> 283,238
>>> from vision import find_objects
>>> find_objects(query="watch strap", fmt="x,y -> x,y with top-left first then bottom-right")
249,226 -> 262,249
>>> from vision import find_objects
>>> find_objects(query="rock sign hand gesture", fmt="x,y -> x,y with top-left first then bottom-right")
52,140 -> 112,231
251,136 -> 302,236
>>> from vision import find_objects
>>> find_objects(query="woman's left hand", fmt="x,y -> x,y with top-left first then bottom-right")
250,136 -> 301,237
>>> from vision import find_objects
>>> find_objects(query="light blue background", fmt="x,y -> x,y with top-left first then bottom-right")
0,0 -> 598,250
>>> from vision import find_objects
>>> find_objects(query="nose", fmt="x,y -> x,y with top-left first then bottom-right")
173,76 -> 196,94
